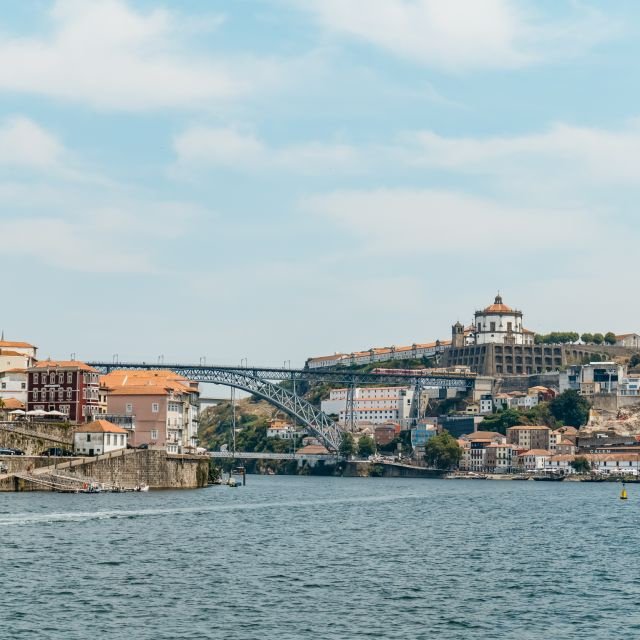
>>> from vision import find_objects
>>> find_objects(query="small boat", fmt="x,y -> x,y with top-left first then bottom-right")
134,484 -> 149,492
227,477 -> 239,487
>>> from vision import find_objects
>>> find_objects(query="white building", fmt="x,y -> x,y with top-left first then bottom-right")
321,386 -> 414,428
473,295 -> 534,346
306,341 -> 448,369
73,419 -> 128,456
266,418 -> 303,440
559,362 -> 624,395
0,369 -> 28,403
518,449 -> 551,472
618,376 -> 640,397
616,333 -> 640,349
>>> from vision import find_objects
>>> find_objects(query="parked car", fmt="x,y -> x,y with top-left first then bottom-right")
8,448 -> 24,455
39,447 -> 74,457
137,443 -> 149,450
0,448 -> 18,455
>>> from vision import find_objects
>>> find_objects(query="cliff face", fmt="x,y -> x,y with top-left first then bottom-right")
585,404 -> 640,436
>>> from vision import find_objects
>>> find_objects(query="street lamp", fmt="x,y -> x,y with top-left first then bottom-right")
240,358 -> 248,368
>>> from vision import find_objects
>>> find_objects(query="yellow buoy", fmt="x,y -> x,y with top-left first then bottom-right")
620,486 -> 628,500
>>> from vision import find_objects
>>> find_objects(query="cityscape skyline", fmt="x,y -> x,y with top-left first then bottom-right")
1,0 -> 639,366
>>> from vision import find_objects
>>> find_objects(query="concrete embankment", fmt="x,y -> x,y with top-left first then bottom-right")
0,449 -> 209,491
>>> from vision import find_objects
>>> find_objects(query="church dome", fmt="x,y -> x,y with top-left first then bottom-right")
483,294 -> 513,314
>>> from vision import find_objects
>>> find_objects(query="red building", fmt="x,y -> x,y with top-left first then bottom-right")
27,360 -> 100,424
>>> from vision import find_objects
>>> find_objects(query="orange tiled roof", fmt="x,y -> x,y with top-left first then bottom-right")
74,419 -> 128,434
0,340 -> 35,349
31,360 -> 97,372
102,369 -> 196,395
109,386 -> 170,396
1,398 -> 25,410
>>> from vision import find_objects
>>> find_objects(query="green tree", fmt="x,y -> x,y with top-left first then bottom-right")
581,333 -> 594,344
339,432 -> 355,458
570,456 -> 592,474
424,432 -> 462,470
480,408 -> 524,435
604,332 -> 617,345
357,435 -> 376,458
629,353 -> 640,369
592,333 -> 604,345
549,390 -> 590,427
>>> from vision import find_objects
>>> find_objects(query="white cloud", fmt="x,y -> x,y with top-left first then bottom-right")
0,116 -> 65,169
400,122 -> 640,187
298,0 -> 615,70
0,0 -> 258,110
303,188 -> 598,255
174,126 -> 360,174
0,216 -> 154,273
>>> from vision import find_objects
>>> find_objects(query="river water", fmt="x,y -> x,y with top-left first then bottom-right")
1,477 -> 639,639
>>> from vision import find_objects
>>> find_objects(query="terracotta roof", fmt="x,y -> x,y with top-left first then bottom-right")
109,386 -> 169,396
0,340 -> 35,349
74,419 -> 128,434
0,349 -> 28,357
296,444 -> 329,455
521,449 -> 551,456
1,368 -> 26,374
1,398 -> 25,410
507,425 -> 551,431
31,360 -> 97,372
480,295 -> 516,314
463,431 -> 504,441
102,369 -> 196,395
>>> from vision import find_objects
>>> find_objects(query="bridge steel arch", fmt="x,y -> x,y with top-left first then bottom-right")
92,365 -> 343,452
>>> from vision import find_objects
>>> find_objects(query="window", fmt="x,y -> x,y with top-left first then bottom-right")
49,391 -> 55,400
126,403 -> 133,414
87,434 -> 91,442
58,373 -> 64,383
67,389 -> 72,399
152,403 -> 159,413
34,373 -> 39,384
490,322 -> 496,332
151,430 -> 158,440
67,372 -> 72,383
21,383 -> 25,389
1,383 -> 5,389
106,434 -> 111,445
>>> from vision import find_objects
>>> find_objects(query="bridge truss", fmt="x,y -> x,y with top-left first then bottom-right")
88,362 -> 475,452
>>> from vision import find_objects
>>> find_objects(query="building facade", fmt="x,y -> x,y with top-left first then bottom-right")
73,419 -> 128,456
27,360 -> 100,423
102,369 -> 199,453
506,425 -> 551,451
321,386 -> 413,428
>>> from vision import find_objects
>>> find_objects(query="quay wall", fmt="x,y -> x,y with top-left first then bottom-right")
45,449 -> 209,489
343,461 -> 444,478
0,421 -> 73,455
0,450 -> 209,491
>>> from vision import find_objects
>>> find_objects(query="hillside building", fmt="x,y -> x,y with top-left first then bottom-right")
27,360 -> 100,423
321,386 -> 413,428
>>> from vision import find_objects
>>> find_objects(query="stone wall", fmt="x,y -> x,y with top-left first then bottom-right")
48,449 -> 209,489
0,421 -> 73,455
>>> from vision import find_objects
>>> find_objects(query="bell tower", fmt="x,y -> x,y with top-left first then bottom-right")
452,321 -> 465,348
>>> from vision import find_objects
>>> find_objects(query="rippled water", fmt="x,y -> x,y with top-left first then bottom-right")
1,477 -> 639,639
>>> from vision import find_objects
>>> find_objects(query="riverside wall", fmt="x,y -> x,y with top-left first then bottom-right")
0,421 -> 73,455
343,461 -> 444,478
0,449 -> 210,491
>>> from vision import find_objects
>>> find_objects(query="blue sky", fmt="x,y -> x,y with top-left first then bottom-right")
1,0 -> 639,366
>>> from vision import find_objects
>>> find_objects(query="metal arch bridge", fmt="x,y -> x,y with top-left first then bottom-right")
87,362 -> 475,452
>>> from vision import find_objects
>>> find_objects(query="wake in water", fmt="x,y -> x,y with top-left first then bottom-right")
0,490 -> 427,527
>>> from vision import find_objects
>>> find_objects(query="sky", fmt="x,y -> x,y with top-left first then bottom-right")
1,0 -> 639,367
